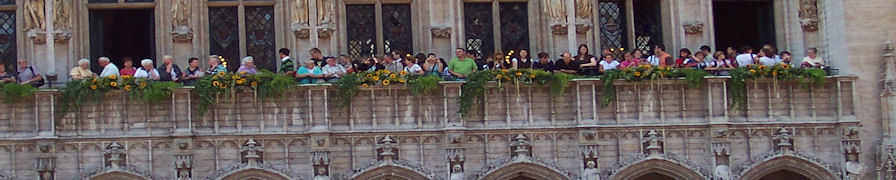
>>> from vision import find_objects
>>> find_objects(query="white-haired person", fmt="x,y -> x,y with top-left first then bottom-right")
70,58 -> 96,80
158,55 -> 182,81
134,59 -> 160,80
237,56 -> 257,75
207,55 -> 227,75
98,56 -> 119,78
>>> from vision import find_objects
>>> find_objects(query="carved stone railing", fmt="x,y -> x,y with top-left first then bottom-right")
0,76 -> 857,138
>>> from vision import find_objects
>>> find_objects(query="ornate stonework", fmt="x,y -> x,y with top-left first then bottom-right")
171,0 -> 193,42
799,0 -> 819,32
431,27 -> 452,39
683,22 -> 704,34
551,24 -> 568,35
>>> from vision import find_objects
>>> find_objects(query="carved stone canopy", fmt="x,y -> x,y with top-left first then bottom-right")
683,23 -> 704,34
575,24 -> 592,34
642,130 -> 664,155
431,27 -> 451,39
551,24 -> 568,35
773,128 -> 794,152
317,28 -> 335,39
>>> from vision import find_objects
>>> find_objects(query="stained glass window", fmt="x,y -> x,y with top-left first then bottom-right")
634,0 -> 662,53
0,0 -> 14,5
208,7 -> 240,72
499,2 -> 529,52
245,6 -> 276,71
464,3 -> 494,57
0,11 -> 14,70
346,4 -> 376,59
382,4 -> 413,54
598,0 -> 627,55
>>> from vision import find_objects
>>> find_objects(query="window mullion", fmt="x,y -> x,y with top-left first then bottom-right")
491,0 -> 501,52
374,0 -> 384,55
625,0 -> 635,50
238,3 -> 247,58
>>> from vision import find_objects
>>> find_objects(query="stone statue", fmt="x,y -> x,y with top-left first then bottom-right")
317,0 -> 335,24
24,0 -> 45,31
53,0 -> 72,31
171,0 -> 191,30
581,160 -> 600,180
575,0 -> 592,19
313,166 -> 329,180
798,0 -> 819,31
713,165 -> 731,180
543,0 -> 566,22
291,0 -> 310,26
449,164 -> 464,180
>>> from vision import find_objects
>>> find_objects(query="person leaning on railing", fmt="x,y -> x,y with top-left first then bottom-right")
0,62 -> 16,84
134,59 -> 160,81
296,60 -> 323,85
69,59 -> 96,80
447,48 -> 477,81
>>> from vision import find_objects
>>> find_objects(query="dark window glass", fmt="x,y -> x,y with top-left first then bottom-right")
0,11 -> 14,70
598,0 -> 627,56
245,6 -> 276,71
88,0 -> 117,3
463,3 -> 493,57
382,3 -> 413,54
208,7 -> 240,72
124,0 -> 154,2
499,2 -> 529,52
346,4 -> 376,59
0,0 -> 14,5
634,0 -> 662,53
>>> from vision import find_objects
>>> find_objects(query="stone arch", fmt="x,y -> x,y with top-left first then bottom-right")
477,162 -> 572,180
737,155 -> 838,180
609,159 -> 706,180
350,165 -> 432,180
216,167 -> 292,180
86,170 -> 151,180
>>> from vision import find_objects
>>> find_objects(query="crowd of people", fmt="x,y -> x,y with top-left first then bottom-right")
0,43 -> 827,88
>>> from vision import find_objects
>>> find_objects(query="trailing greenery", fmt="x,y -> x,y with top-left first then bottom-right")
57,75 -> 182,119
673,68 -> 712,88
332,72 -> 363,108
727,64 -> 827,109
457,69 -> 574,116
192,71 -> 294,116
599,65 -> 708,108
0,83 -> 37,103
408,75 -> 443,95
333,70 -> 442,108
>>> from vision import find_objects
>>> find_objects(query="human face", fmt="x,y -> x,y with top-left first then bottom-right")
305,61 -> 316,68
726,47 -> 735,54
208,58 -> 217,66
326,58 -> 336,66
246,61 -> 255,68
579,46 -> 588,55
0,64 -> 6,73
164,58 -> 174,64
562,53 -> 572,61
519,50 -> 528,59
603,55 -> 613,61
807,50 -> 817,58
782,54 -> 792,60
695,54 -> 705,61
79,62 -> 90,69
189,60 -> 199,67
455,49 -> 465,58
634,51 -> 643,59
757,50 -> 766,57
680,51 -> 689,58
124,60 -> 133,68
17,60 -> 27,69
624,53 -> 633,61
143,63 -> 153,70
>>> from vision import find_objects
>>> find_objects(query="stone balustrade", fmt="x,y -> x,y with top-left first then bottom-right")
0,76 -> 858,138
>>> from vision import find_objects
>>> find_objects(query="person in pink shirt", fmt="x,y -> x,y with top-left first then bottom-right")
618,51 -> 641,69
119,57 -> 137,76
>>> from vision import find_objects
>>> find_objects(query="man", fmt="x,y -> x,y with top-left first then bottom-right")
735,46 -> 756,67
801,47 -> 825,68
321,57 -> 346,82
555,52 -> 580,74
700,45 -> 715,62
278,48 -> 295,75
98,57 -> 119,78
182,57 -> 204,86
653,44 -> 673,68
380,55 -> 404,73
207,55 -> 227,74
309,48 -> 329,67
448,48 -> 477,80
17,59 -> 43,87
158,55 -> 182,82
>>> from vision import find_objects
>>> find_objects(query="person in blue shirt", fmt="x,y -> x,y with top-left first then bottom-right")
295,60 -> 323,84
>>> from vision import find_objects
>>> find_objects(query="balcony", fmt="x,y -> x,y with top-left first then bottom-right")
0,76 -> 858,138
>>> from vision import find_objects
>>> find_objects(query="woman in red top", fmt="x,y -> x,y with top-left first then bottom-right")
674,48 -> 692,68
118,57 -> 137,76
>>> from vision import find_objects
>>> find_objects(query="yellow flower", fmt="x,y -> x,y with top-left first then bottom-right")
634,71 -> 642,77
515,72 -> 523,76
91,78 -> 98,83
90,85 -> 98,90
390,74 -> 398,79
382,80 -> 391,86
124,85 -> 132,91
213,81 -> 221,87
501,69 -> 508,73
772,70 -> 778,77
220,83 -> 228,88
782,64 -> 791,69
399,71 -> 408,76
366,74 -> 373,78
383,70 -> 391,74
239,71 -> 247,75
398,79 -> 407,83
217,72 -> 226,76
758,65 -> 767,70
231,75 -> 240,80
139,82 -> 148,88
529,74 -> 536,78
362,83 -> 369,88
110,82 -> 118,87
372,76 -> 380,81
236,78 -> 246,85
250,81 -> 258,87
496,74 -> 503,79
108,74 -> 117,80
121,75 -> 132,79
749,69 -> 757,74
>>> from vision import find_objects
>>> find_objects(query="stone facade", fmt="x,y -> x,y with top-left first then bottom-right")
0,0 -> 895,179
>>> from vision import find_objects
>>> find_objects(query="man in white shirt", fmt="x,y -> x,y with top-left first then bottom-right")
321,57 -> 346,82
98,57 -> 120,77
801,47 -> 825,68
735,46 -> 756,67
134,59 -> 161,80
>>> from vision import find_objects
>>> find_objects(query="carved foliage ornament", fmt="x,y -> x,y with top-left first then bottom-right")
798,0 -> 819,32
551,24 -> 567,35
683,22 -> 704,34
431,27 -> 451,39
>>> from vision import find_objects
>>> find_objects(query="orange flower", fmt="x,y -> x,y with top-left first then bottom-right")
250,81 -> 258,87
399,71 -> 408,76
362,83 -> 369,88
758,65 -> 767,70
633,71 -> 642,77
124,85 -> 132,91
139,82 -> 148,88
110,82 -> 118,87
529,74 -> 536,78
398,79 -> 407,83
772,70 -> 778,77
515,72 -> 523,76
108,74 -> 117,80
496,74 -> 503,79
390,74 -> 398,79
121,75 -> 132,79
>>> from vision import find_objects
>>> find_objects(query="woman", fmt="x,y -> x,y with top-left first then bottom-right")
134,59 -> 160,80
675,48 -> 693,68
688,51 -> 709,70
618,51 -> 641,69
801,47 -> 825,68
481,52 -> 503,70
0,62 -> 16,83
758,49 -> 777,66
598,54 -> 620,74
422,53 -> 443,76
237,56 -> 258,74
182,57 -> 204,86
296,60 -> 323,84
532,52 -> 554,73
633,49 -> 645,62
403,56 -> 424,75
512,49 -> 532,69
119,57 -> 137,76
575,44 -> 598,75
708,51 -> 735,75
70,59 -> 95,80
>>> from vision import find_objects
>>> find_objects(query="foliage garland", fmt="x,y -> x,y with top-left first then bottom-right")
0,83 -> 37,103
57,75 -> 182,119
599,65 -> 708,108
192,71 -> 295,117
727,64 -> 826,109
332,70 -> 439,109
457,69 -> 574,116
